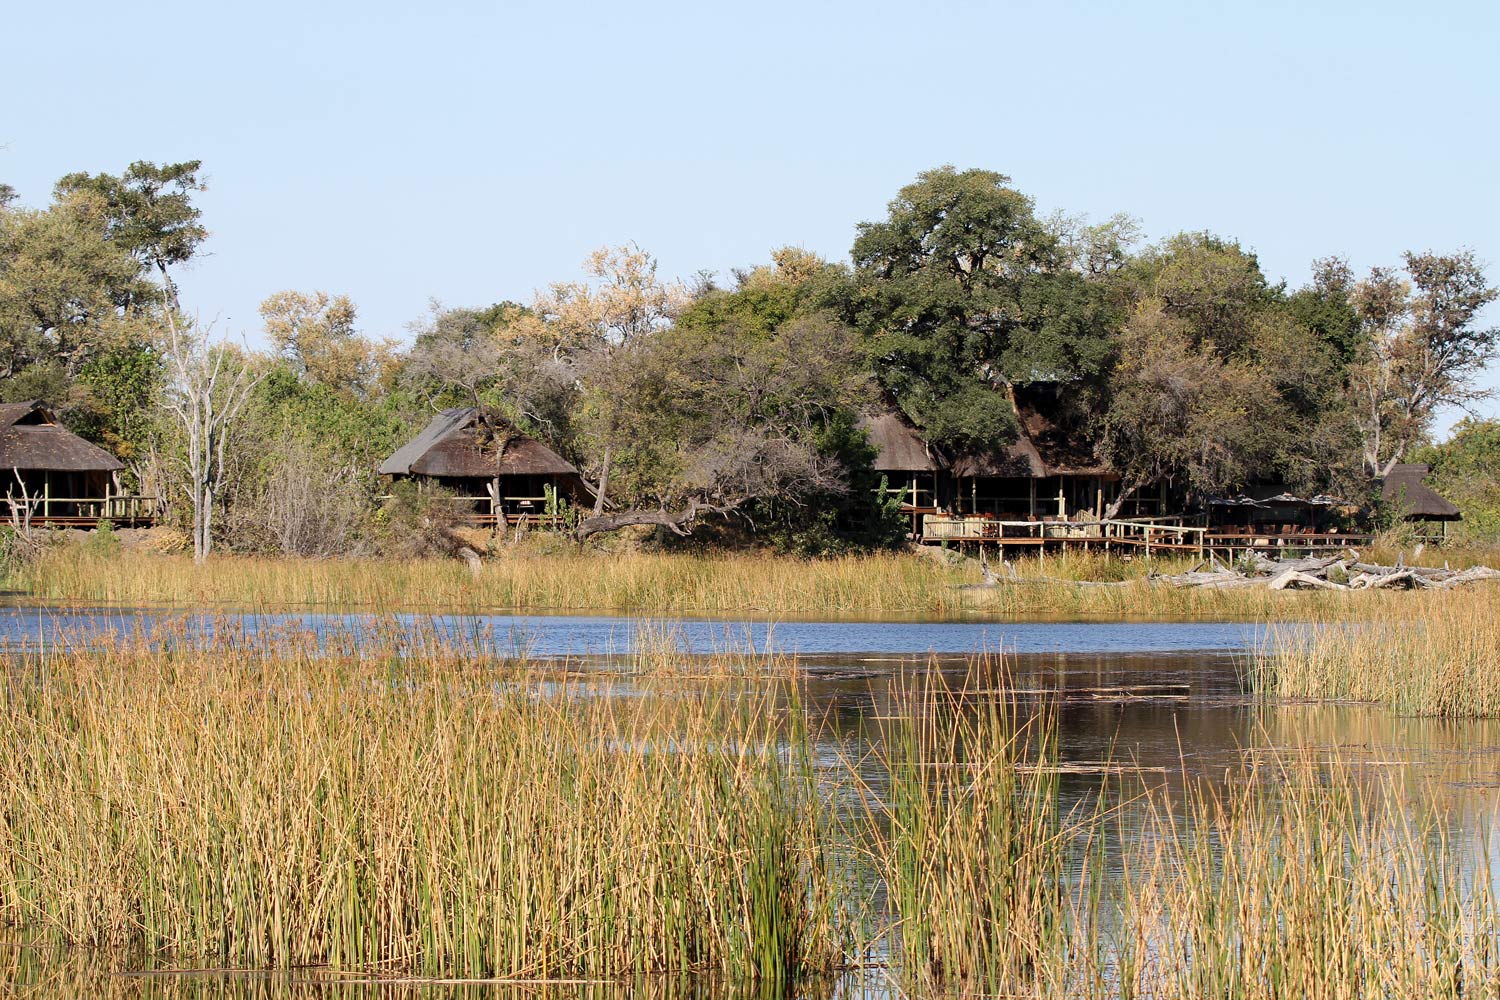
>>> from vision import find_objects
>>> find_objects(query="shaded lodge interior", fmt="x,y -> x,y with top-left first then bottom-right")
380,408 -> 592,524
0,401 -> 153,525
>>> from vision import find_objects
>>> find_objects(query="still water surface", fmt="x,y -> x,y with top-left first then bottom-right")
0,605 -> 1265,656
3,607 -> 1497,997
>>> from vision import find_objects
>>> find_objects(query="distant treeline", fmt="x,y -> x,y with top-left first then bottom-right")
1,162 -> 1496,555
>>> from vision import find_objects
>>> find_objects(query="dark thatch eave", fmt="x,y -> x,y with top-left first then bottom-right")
1381,464 -> 1461,521
857,411 -> 944,472
0,401 -> 123,474
380,408 -> 579,479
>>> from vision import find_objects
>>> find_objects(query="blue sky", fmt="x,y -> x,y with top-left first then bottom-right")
4,0 -> 1496,432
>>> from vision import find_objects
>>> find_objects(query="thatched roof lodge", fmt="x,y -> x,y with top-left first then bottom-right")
380,408 -> 591,524
860,385 -> 1144,529
0,401 -> 150,525
1381,464 -> 1461,522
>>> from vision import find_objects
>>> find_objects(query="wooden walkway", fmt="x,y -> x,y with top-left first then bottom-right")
920,515 -> 1373,556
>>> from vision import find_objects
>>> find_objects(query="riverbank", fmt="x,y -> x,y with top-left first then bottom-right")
11,546 -> 1496,619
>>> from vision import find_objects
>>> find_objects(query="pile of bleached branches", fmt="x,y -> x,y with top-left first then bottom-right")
1161,552 -> 1500,591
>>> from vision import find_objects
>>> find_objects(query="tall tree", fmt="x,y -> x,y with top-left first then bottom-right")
569,314 -> 869,541
1100,233 -> 1362,511
1349,251 -> 1499,478
54,160 -> 207,313
161,321 -> 263,562
849,166 -> 1117,453
260,290 -> 393,397
533,244 -> 689,516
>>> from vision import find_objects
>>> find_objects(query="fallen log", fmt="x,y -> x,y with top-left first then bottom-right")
1267,569 -> 1349,591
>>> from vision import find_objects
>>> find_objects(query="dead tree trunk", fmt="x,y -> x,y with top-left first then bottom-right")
573,499 -> 733,543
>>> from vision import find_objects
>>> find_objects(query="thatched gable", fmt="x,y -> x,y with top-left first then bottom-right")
380,408 -> 578,479
857,411 -> 944,472
1381,464 -> 1461,521
0,401 -> 122,474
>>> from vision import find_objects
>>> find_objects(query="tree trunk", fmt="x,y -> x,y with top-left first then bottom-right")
592,443 -> 612,517
1101,475 -> 1147,521
574,499 -> 724,542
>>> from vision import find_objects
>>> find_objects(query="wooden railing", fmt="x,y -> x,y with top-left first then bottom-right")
375,494 -> 571,529
3,495 -> 159,526
922,515 -> 1375,555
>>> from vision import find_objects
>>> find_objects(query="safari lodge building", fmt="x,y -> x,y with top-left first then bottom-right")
379,408 -> 592,526
0,401 -> 154,527
861,387 -> 1462,557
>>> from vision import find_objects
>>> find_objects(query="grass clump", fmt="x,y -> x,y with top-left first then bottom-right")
1256,585 -> 1500,716
0,640 -> 847,981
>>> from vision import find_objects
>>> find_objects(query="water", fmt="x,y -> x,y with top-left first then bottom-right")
0,605 -> 1266,657
4,605 -> 1498,997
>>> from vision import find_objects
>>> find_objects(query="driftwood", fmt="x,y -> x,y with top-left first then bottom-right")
1162,550 -> 1500,592
955,545 -> 1500,594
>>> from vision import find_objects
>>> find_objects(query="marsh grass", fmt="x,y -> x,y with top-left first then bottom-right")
849,673 -> 1500,998
14,549 -> 968,616
0,638 -> 848,981
13,546 -> 1471,620
849,672 -> 1075,995
1257,586 -> 1500,717
1,634 -> 1497,995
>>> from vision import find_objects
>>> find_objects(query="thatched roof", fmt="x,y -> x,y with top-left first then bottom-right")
380,408 -> 578,479
857,411 -> 944,472
0,401 -> 122,473
952,384 -> 1114,479
1381,464 -> 1461,521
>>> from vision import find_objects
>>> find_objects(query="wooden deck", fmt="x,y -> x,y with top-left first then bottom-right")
4,496 -> 158,529
921,515 -> 1374,556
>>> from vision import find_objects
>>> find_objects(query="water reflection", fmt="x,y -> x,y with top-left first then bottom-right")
0,948 -> 851,1000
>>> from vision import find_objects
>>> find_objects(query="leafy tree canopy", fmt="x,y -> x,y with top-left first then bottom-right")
847,166 -> 1118,454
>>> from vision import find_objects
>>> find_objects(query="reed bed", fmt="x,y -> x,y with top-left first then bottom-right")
1,634 -> 1497,996
8,547 -> 1453,620
1255,585 -> 1500,717
857,680 -> 1500,998
0,637 -> 847,981
16,549 -> 967,616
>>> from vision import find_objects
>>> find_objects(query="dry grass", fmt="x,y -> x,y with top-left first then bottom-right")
1256,584 -> 1500,717
856,679 -> 1500,998
18,546 -> 1494,620
0,635 -> 1496,994
16,548 -> 968,616
0,638 -> 847,981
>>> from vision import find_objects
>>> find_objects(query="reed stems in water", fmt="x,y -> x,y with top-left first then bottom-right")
1255,585 -> 1500,716
0,639 -> 847,981
0,633 -> 1495,997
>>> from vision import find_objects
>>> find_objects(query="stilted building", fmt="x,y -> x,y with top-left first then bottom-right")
379,408 -> 591,525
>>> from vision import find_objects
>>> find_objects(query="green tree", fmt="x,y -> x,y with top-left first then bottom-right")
54,160 -> 207,312
1349,251 -> 1499,477
848,167 -> 1117,454
1100,233 -> 1364,510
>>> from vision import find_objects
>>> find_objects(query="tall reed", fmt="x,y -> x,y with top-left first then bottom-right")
850,672 -> 1073,995
1255,585 -> 1500,716
12,547 -> 1443,620
0,638 -> 847,981
848,674 -> 1500,998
